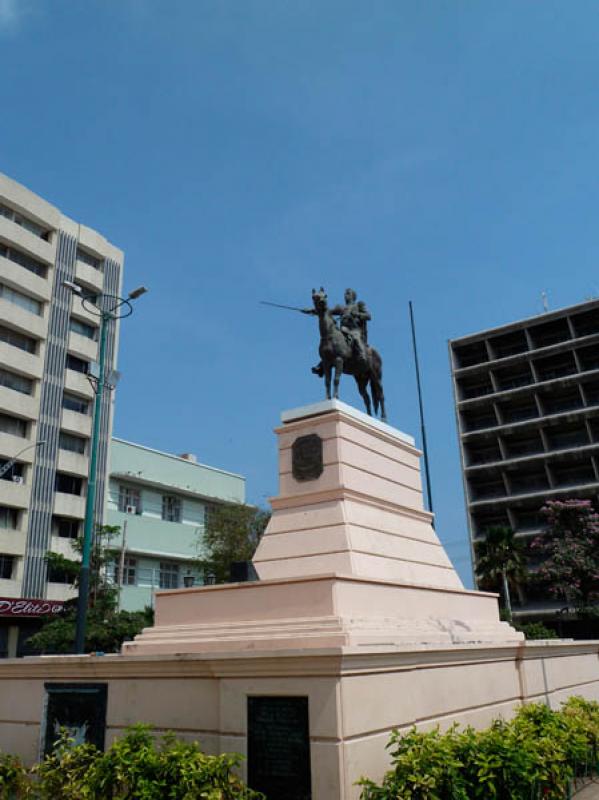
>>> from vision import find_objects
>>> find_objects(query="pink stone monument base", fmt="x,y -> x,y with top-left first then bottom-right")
124,400 -> 522,656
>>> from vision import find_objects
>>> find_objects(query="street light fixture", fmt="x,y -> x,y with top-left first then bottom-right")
0,441 -> 46,480
62,280 -> 148,654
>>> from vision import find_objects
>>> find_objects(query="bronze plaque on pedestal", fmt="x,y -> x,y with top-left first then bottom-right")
292,434 -> 323,481
248,695 -> 311,800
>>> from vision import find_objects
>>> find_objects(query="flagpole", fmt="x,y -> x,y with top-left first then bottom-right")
408,301 -> 434,523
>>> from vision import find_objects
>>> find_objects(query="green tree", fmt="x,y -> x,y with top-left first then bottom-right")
202,504 -> 270,583
28,525 -> 152,655
475,525 -> 526,621
533,499 -> 599,613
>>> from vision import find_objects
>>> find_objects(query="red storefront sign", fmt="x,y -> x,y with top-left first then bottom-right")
0,597 -> 65,617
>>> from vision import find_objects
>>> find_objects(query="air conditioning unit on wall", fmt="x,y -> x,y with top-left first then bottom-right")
125,505 -> 137,514
12,476 -> 24,485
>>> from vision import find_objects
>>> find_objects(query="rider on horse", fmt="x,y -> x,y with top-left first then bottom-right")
304,288 -> 371,376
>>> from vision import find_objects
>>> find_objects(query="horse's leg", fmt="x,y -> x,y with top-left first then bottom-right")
324,363 -> 332,399
378,382 -> 387,421
356,376 -> 372,415
370,379 -> 378,417
333,357 -> 343,399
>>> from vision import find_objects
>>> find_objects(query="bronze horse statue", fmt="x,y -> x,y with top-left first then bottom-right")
307,288 -> 386,421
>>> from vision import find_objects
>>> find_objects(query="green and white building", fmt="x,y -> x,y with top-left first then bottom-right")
106,438 -> 246,611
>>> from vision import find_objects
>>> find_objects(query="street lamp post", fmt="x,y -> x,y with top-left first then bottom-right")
63,281 -> 147,654
0,441 -> 46,479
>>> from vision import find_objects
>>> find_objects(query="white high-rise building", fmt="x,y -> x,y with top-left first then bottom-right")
0,173 -> 123,656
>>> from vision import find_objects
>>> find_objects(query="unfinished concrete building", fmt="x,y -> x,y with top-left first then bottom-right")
450,299 -> 599,619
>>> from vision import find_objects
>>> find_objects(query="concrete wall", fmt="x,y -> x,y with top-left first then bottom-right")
0,640 -> 598,800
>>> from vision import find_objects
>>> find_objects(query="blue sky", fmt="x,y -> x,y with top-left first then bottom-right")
2,1 -> 599,585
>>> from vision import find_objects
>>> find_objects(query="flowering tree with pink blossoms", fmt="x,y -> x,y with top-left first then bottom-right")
532,499 -> 599,612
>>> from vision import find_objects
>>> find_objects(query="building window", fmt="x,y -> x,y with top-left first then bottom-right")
66,354 -> 89,374
159,561 -> 179,589
55,472 -> 83,495
0,555 -> 14,580
0,242 -> 47,278
76,248 -> 103,271
0,324 -> 37,354
47,560 -> 74,584
0,367 -> 33,395
69,317 -> 97,340
0,413 -> 27,438
118,485 -> 141,514
62,392 -> 89,415
114,556 -> 137,585
0,283 -> 42,316
204,503 -> 218,530
59,432 -> 86,455
0,507 -> 18,530
0,460 -> 23,483
162,495 -> 181,522
51,516 -> 79,539
0,202 -> 49,239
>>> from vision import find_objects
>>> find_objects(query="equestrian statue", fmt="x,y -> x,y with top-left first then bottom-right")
260,287 -> 386,420
301,287 -> 386,421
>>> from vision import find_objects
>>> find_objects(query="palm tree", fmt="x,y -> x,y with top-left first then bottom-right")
474,526 -> 526,621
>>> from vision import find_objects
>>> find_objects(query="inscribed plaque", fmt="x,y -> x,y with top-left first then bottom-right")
248,695 -> 311,800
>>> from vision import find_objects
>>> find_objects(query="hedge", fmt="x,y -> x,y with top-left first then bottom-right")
358,696 -> 599,799
0,724 -> 264,799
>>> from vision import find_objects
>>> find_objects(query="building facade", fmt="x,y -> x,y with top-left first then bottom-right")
0,173 -> 123,655
450,299 -> 599,619
106,438 -> 246,612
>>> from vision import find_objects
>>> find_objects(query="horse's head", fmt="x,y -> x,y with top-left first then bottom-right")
311,287 -> 328,313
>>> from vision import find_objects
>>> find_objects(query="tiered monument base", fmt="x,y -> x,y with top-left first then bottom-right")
124,400 -> 520,657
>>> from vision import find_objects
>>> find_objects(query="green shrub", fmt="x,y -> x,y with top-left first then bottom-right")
358,697 -> 599,799
0,752 -> 27,799
515,621 -> 558,640
0,725 -> 262,799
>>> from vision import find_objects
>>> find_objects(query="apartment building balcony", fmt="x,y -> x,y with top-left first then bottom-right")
0,342 -> 43,380
0,298 -> 46,340
53,492 -> 85,518
0,215 -> 55,265
0,578 -> 20,598
0,386 -> 38,421
74,259 -> 104,294
0,479 -> 29,510
0,432 -> 35,462
57,450 -> 89,478
50,535 -> 78,560
67,330 -> 98,362
0,255 -> 50,302
46,583 -> 77,601
60,408 -> 92,438
63,370 -> 94,399
70,301 -> 101,328
0,530 -> 26,556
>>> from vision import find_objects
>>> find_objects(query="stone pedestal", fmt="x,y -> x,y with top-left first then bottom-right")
124,400 -> 520,656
